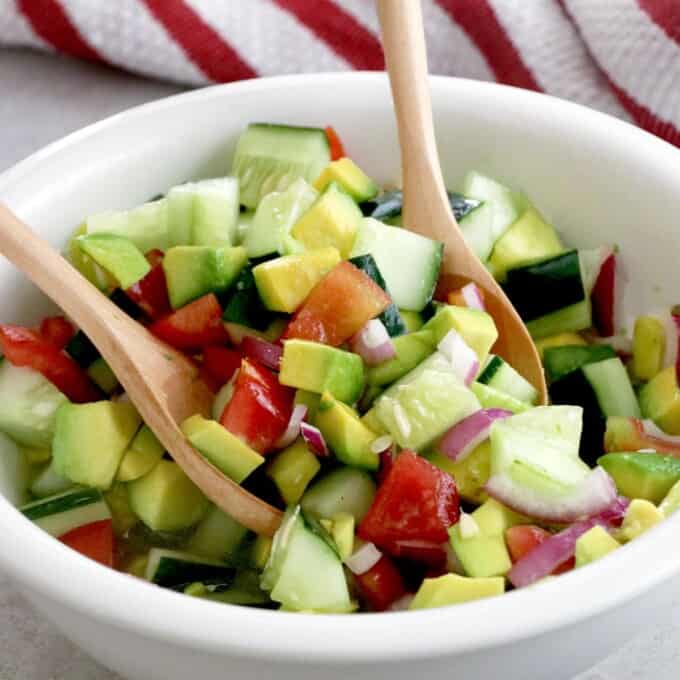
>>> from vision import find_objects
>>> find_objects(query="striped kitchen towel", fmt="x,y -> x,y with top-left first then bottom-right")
1,0 -> 680,146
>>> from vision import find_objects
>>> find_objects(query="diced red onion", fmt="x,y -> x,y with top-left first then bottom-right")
300,422 -> 329,457
460,282 -> 486,311
485,466 -> 617,524
350,319 -> 396,366
641,419 -> 680,445
274,404 -> 308,449
241,335 -> 282,371
388,594 -> 415,611
370,435 -> 394,454
657,309 -> 679,370
437,329 -> 480,385
457,512 -> 480,539
591,250 -> 616,337
438,408 -> 512,462
345,542 -> 382,575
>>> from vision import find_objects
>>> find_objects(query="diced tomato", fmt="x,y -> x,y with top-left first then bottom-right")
59,519 -> 115,568
358,451 -> 460,555
388,540 -> 447,567
325,125 -> 346,161
0,325 -> 101,403
283,262 -> 391,346
354,554 -> 407,611
220,358 -> 294,454
149,294 -> 228,351
377,449 -> 395,485
201,346 -> 243,389
505,525 -> 574,575
126,250 -> 171,321
591,253 -> 616,337
39,316 -> 75,349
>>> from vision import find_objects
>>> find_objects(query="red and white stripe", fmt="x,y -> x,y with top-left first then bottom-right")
1,0 -> 679,147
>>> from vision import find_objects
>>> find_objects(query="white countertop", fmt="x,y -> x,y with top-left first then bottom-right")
1,47 -> 679,680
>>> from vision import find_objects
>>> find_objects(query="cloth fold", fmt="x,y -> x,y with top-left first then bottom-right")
1,0 -> 680,147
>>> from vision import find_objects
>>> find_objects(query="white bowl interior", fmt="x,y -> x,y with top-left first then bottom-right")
1,74 -> 680,670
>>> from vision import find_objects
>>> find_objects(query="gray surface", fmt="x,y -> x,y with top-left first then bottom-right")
0,47 -> 678,680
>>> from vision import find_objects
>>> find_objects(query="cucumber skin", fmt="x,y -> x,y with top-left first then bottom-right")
543,344 -> 617,384
21,487 -> 104,521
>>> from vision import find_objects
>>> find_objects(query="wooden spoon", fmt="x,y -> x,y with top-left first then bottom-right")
377,0 -> 547,404
0,204 -> 283,536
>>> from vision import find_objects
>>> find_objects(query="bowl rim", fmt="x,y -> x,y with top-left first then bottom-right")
2,71 -> 680,662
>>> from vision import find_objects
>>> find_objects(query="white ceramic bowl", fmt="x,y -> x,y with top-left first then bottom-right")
1,73 -> 680,680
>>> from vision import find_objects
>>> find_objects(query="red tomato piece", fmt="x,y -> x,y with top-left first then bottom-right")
220,358 -> 294,454
354,554 -> 407,612
201,346 -> 243,389
325,125 -> 346,161
388,540 -> 447,567
149,294 -> 228,351
591,253 -> 616,337
283,262 -> 391,346
39,316 -> 76,349
505,525 -> 574,575
0,325 -> 101,403
126,250 -> 171,321
377,449 -> 395,486
358,451 -> 460,553
59,519 -> 115,568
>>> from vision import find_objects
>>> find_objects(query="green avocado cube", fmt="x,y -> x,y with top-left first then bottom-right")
117,424 -> 165,482
366,330 -> 435,387
163,245 -> 247,309
279,339 -> 365,404
313,158 -> 378,203
266,438 -> 321,505
639,365 -> 680,435
617,498 -> 663,542
659,479 -> 680,517
315,392 -> 379,470
128,460 -> 209,532
77,233 -> 150,289
574,526 -> 620,568
86,358 -> 119,395
410,573 -> 505,610
181,414 -> 264,484
53,401 -> 141,490
291,182 -> 362,258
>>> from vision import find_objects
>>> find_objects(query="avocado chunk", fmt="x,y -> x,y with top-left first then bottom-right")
301,467 -> 376,523
428,440 -> 491,505
181,414 -> 264,484
163,245 -> 247,309
53,401 -> 141,490
330,512 -> 355,561
421,305 -> 498,362
617,498 -> 663,542
639,366 -> 680,435
294,389 -> 321,422
117,424 -> 165,482
279,339 -> 364,404
448,498 -> 527,578
487,207 -> 564,282
598,452 -> 680,504
266,438 -> 321,504
659,479 -> 680,517
315,392 -> 379,470
400,310 -> 424,333
632,316 -> 666,381
574,525 -> 620,567
77,233 -> 150,289
253,248 -> 341,313
187,504 -> 249,561
409,573 -> 505,610
366,330 -> 435,387
373,354 -> 480,451
313,158 -> 379,203
534,332 -> 586,359
127,459 -> 209,531
291,182 -> 362,257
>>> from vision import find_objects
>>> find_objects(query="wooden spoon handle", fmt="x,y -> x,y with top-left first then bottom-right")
376,0 -> 454,237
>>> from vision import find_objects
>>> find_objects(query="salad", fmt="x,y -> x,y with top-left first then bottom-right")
4,122 -> 680,613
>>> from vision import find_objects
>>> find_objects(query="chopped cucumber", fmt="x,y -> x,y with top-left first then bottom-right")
145,548 -> 236,589
351,217 -> 443,312
470,382 -> 532,414
30,459 -> 74,499
478,355 -> 538,405
0,361 -> 69,448
0,430 -> 30,506
301,467 -> 376,523
65,331 -> 100,368
167,177 -> 239,247
86,199 -> 168,254
221,265 -> 275,331
86,358 -> 119,395
527,300 -> 593,340
243,178 -> 317,257
459,201 -> 495,262
582,358 -> 640,418
21,487 -> 111,537
187,505 -> 249,562
543,344 -> 617,384
232,123 -> 330,209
